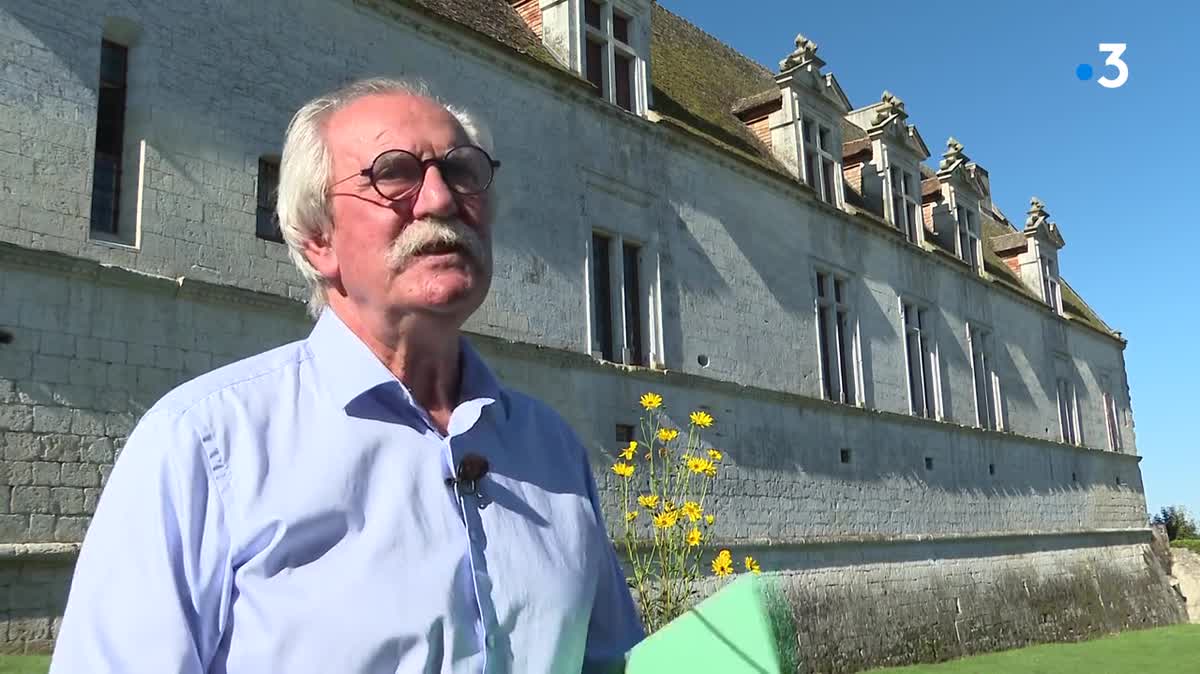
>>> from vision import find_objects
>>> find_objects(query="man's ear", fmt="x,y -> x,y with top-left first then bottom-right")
303,229 -> 339,282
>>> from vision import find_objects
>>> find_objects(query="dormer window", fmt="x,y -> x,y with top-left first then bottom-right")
955,204 -> 981,271
844,92 -> 930,238
582,0 -> 641,113
1042,257 -> 1062,314
889,166 -> 919,242
802,118 -> 840,205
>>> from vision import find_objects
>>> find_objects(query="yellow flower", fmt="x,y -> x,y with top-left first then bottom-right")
639,393 -> 663,410
656,428 -> 679,443
619,441 -> 637,461
712,551 -> 733,577
688,458 -> 716,476
611,462 -> 634,478
682,501 -> 703,522
625,510 -> 638,522
707,448 -> 723,461
705,514 -> 715,526
744,556 -> 761,575
663,501 -> 677,513
652,510 -> 679,529
689,410 -> 714,428
637,494 -> 659,509
686,527 -> 703,547
716,548 -> 732,562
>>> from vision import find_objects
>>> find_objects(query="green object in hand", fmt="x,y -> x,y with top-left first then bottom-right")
626,575 -> 793,674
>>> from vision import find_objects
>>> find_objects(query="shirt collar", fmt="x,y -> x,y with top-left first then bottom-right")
305,308 -> 506,419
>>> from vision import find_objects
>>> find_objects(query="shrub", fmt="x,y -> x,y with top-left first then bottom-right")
1152,505 -> 1198,541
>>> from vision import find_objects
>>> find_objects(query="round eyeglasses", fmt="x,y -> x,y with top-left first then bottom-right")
346,145 -> 501,202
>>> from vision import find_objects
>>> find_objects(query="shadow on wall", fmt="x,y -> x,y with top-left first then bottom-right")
0,559 -> 74,654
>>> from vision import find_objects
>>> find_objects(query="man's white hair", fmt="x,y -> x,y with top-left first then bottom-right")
276,76 -> 492,318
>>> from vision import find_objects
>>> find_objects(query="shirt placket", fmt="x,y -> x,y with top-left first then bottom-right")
438,405 -> 502,674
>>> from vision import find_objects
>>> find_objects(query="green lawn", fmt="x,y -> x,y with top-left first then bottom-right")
863,624 -> 1200,673
0,656 -> 48,674
1171,538 -> 1200,554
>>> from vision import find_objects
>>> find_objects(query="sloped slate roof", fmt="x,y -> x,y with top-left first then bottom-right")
388,0 -> 1117,340
400,0 -> 561,67
648,5 -> 783,169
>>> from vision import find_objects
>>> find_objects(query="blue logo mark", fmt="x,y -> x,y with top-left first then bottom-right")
1076,63 -> 1094,81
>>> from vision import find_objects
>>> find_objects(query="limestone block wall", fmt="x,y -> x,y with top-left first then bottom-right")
0,0 -> 1135,456
774,536 -> 1186,672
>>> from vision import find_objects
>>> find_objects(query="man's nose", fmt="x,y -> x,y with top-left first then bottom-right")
411,163 -> 458,220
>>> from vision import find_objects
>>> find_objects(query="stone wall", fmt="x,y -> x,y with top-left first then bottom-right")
776,536 -> 1185,672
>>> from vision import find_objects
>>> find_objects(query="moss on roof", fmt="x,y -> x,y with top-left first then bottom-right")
980,214 -> 1117,339
398,0 -> 562,69
649,5 -> 783,168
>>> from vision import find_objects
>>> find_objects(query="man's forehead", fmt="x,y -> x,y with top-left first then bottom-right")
327,92 -> 468,153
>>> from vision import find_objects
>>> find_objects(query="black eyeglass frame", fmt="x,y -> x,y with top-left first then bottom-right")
340,145 -> 502,202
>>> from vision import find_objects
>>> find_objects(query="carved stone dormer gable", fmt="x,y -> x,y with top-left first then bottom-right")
536,0 -> 654,114
844,91 -> 930,237
765,34 -> 851,206
928,137 -> 989,270
1024,197 -> 1067,249
992,197 -> 1068,312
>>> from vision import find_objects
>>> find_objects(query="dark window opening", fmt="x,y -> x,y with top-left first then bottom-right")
90,40 -> 129,235
612,12 -> 630,43
615,424 -> 635,443
584,0 -> 602,29
924,457 -> 934,471
622,241 -> 643,365
585,39 -> 605,97
590,233 -> 613,361
840,449 -> 851,464
255,158 -> 282,243
614,52 -> 633,111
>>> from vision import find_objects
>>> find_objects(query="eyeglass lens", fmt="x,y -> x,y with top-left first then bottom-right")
371,146 -> 495,200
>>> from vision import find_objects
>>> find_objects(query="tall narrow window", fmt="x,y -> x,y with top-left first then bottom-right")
1042,258 -> 1062,314
590,233 -> 614,361
956,205 -> 981,271
1102,376 -> 1122,451
800,120 -> 838,205
889,166 -> 919,243
903,302 -> 938,418
968,325 -> 999,429
815,271 -> 857,404
585,38 -> 605,97
614,52 -> 633,111
622,241 -> 644,366
255,157 -> 282,243
90,40 -> 129,235
1056,373 -> 1079,445
581,1 -> 640,113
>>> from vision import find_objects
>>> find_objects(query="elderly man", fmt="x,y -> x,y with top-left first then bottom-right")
51,78 -> 643,673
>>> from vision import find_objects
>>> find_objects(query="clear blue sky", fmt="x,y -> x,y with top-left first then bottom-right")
659,0 -> 1199,519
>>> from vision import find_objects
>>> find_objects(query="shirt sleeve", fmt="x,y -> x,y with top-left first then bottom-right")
580,445 -> 644,673
50,408 -> 232,673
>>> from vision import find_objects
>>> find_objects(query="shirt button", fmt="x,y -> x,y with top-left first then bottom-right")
485,634 -> 497,649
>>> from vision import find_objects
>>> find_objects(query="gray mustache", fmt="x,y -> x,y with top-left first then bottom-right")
385,218 -> 489,272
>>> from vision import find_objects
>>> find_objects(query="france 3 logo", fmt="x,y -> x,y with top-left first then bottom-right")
1076,44 -> 1128,88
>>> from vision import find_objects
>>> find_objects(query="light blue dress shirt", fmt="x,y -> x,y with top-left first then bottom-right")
51,310 -> 642,673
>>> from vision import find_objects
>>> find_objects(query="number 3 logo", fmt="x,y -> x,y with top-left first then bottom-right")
1097,43 -> 1128,89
